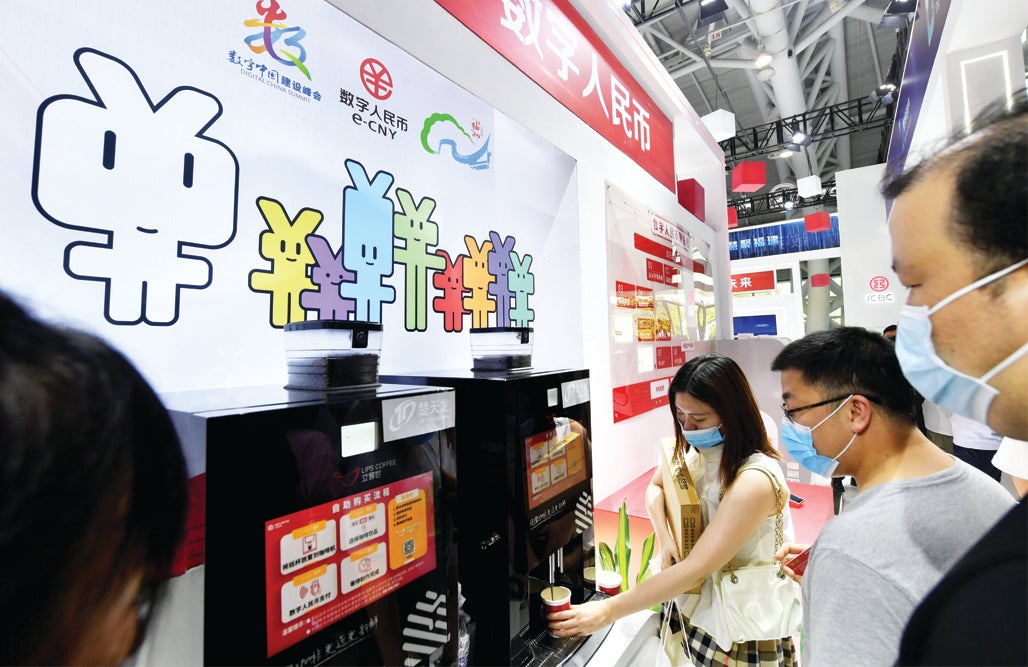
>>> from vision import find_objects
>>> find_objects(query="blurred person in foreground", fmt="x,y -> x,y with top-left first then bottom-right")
883,92 -> 1027,665
771,327 -> 1012,666
0,291 -> 187,665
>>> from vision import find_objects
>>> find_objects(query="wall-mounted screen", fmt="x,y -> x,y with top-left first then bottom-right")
733,314 -> 778,336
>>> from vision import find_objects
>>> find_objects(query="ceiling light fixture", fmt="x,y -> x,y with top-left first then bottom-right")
754,49 -> 773,69
790,130 -> 811,146
868,52 -> 901,104
869,84 -> 897,105
756,65 -> 775,81
698,0 -> 730,26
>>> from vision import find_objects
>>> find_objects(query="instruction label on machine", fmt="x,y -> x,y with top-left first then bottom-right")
524,419 -> 588,512
264,471 -> 436,657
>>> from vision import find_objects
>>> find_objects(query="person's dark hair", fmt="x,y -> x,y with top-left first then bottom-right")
668,354 -> 777,488
771,327 -> 916,423
881,91 -> 1028,274
0,292 -> 188,664
882,324 -> 897,336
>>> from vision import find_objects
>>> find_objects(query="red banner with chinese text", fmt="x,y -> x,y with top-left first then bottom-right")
436,0 -> 676,191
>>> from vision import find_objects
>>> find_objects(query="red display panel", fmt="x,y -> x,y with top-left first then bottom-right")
730,270 -> 776,294
264,472 -> 437,657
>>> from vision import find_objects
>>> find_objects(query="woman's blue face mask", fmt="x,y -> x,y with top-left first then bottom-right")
680,422 -> 725,449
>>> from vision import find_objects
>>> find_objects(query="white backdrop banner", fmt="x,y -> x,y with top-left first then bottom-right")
0,0 -> 581,392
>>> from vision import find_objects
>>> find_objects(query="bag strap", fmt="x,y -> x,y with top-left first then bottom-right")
724,464 -> 787,580
658,597 -> 694,666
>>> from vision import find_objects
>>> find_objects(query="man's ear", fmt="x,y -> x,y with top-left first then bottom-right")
849,395 -> 875,433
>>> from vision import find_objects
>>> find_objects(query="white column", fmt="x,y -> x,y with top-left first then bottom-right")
804,257 -> 831,333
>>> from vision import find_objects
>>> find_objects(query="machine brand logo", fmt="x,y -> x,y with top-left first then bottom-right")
383,394 -> 455,442
388,398 -> 419,433
334,468 -> 360,488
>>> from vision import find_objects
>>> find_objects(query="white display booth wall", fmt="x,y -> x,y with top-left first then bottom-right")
836,164 -> 903,333
0,0 -> 728,504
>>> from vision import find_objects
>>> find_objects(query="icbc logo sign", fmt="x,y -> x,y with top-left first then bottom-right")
360,58 -> 393,100
869,276 -> 890,292
865,275 -> 895,303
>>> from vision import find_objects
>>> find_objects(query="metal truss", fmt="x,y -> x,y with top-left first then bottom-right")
719,96 -> 894,164
624,0 -> 687,28
730,179 -> 837,222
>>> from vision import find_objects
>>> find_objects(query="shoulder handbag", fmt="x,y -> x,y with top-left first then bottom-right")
711,464 -> 802,644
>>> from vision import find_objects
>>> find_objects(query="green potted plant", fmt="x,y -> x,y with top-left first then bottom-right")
597,500 -> 660,610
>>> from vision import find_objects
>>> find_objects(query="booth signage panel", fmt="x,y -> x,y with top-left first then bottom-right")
0,0 -> 581,392
730,270 -> 775,293
606,184 -> 715,422
435,0 -> 676,191
728,216 -> 841,260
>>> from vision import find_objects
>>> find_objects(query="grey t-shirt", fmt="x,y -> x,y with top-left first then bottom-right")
802,458 -> 1014,666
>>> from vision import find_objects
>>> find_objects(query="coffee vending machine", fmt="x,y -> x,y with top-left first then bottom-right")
157,383 -> 458,666
381,368 -> 609,666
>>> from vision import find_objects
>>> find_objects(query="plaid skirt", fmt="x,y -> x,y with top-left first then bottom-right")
665,607 -> 798,667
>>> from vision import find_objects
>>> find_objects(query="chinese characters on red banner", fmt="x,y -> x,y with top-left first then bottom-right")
435,0 -> 676,191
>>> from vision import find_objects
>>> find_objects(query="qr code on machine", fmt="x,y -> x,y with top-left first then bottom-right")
403,538 -> 415,558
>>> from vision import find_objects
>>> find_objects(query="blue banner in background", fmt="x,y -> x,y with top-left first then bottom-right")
728,215 -> 840,260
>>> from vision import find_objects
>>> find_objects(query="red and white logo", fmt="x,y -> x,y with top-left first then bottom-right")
869,275 -> 890,292
360,58 -> 393,100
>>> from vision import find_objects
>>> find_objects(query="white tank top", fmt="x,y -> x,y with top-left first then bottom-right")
676,447 -> 796,650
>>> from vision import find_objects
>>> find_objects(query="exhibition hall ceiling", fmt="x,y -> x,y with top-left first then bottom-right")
624,0 -> 903,224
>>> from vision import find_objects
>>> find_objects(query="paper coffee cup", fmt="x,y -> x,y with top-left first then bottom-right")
583,566 -> 596,588
596,569 -> 622,596
541,585 -> 572,638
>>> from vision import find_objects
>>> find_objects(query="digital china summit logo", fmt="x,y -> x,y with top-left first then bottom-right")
229,0 -> 322,102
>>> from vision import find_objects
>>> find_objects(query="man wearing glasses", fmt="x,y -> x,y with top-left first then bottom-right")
769,327 -> 1012,667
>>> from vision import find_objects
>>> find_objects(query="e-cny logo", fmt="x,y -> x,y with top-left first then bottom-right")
360,58 -> 393,100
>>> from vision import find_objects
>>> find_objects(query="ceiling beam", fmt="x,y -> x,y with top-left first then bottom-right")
718,95 -> 893,163
728,179 -> 838,221
794,0 -> 868,55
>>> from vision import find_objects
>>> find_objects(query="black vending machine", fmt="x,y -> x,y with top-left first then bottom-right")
161,383 -> 458,666
380,368 -> 607,667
